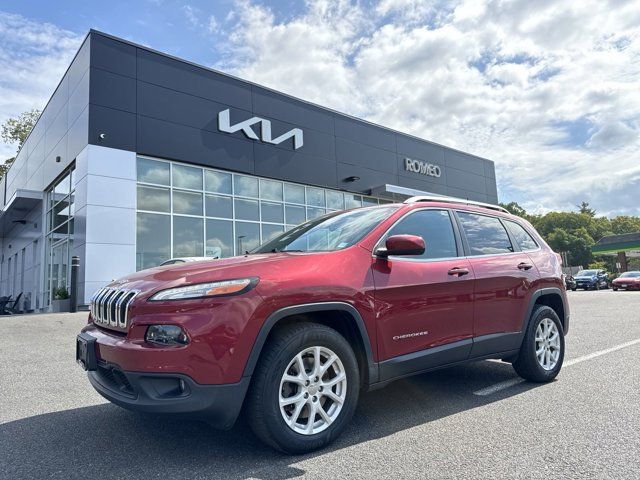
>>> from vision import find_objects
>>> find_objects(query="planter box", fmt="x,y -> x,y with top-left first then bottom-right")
51,299 -> 71,313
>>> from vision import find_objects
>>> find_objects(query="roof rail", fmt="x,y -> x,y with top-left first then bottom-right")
403,195 -> 509,214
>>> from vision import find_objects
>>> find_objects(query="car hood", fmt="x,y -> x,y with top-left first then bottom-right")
105,252 -> 326,296
613,277 -> 640,282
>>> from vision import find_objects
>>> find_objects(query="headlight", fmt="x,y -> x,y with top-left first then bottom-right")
146,325 -> 189,345
148,277 -> 258,301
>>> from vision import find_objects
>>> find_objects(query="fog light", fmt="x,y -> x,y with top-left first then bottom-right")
145,325 -> 189,346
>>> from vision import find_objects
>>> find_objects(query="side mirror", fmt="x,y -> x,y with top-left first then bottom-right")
376,234 -> 425,258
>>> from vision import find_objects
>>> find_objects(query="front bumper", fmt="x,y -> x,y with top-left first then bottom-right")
613,282 -> 640,290
88,363 -> 250,429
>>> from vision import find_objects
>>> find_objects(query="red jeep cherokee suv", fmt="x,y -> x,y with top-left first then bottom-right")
77,196 -> 569,453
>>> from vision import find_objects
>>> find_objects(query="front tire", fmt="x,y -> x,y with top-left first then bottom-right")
246,322 -> 360,454
513,305 -> 564,382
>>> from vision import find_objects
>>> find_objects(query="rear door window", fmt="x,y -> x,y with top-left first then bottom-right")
457,212 -> 514,255
504,220 -> 539,251
383,209 -> 458,259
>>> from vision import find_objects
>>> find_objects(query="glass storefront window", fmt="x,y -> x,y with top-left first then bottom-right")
205,194 -> 233,218
235,198 -> 259,221
262,224 -> 284,243
173,190 -> 203,216
137,185 -> 170,212
234,175 -> 259,198
205,170 -> 232,194
173,164 -> 203,190
285,205 -> 306,225
135,156 -> 388,269
235,222 -> 260,253
261,201 -> 284,223
206,219 -> 233,258
307,207 -> 326,220
326,191 -> 345,210
137,157 -> 170,185
306,187 -> 325,207
136,212 -> 171,270
45,166 -> 76,306
284,184 -> 305,204
260,179 -> 283,201
173,216 -> 204,257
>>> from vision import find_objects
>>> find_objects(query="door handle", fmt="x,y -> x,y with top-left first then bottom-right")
517,262 -> 533,271
448,267 -> 469,277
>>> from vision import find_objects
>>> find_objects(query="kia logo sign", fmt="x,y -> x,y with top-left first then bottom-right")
218,109 -> 304,150
404,157 -> 442,178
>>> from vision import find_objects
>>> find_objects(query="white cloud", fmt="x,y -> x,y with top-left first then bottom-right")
0,12 -> 83,160
217,0 -> 640,216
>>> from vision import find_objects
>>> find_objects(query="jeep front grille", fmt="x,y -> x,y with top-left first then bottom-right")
90,288 -> 138,329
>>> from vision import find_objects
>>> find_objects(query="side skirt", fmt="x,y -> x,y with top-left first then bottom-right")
373,331 -> 524,389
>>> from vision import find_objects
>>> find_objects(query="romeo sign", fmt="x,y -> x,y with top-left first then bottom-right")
404,157 -> 442,178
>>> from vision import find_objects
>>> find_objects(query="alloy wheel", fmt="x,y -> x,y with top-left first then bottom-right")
535,318 -> 561,370
279,346 -> 347,435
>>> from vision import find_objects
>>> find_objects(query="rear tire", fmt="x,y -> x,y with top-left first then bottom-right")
513,305 -> 564,382
246,322 -> 360,454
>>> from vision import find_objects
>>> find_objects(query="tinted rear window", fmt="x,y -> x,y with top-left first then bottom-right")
505,220 -> 539,251
457,212 -> 514,255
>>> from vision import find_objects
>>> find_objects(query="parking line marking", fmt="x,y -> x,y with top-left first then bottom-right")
473,338 -> 640,396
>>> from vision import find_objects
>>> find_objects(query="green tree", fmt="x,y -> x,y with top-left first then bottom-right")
0,108 -> 41,178
610,216 -> 640,234
578,201 -> 596,217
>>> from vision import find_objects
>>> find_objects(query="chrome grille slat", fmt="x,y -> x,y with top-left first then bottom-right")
90,287 -> 139,330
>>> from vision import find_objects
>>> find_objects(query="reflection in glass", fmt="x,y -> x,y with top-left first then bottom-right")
260,179 -> 283,201
285,205 -> 306,225
173,216 -> 204,257
306,207 -> 325,220
173,190 -> 203,216
54,172 -> 71,198
205,170 -> 232,194
345,194 -> 362,209
284,183 -> 305,204
205,194 -> 233,218
261,201 -> 284,223
235,198 -> 259,221
235,222 -> 260,253
206,219 -> 233,258
234,175 -> 259,197
326,191 -> 345,210
173,164 -> 203,190
262,224 -> 284,243
137,185 -> 170,212
306,187 -> 325,207
136,213 -> 171,270
137,157 -> 170,185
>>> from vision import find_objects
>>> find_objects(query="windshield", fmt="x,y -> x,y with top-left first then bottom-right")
620,272 -> 640,278
576,270 -> 598,276
253,206 -> 398,253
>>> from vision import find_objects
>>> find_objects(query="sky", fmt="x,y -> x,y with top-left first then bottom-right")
0,0 -> 639,216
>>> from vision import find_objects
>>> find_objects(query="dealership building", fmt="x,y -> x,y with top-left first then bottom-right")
0,30 -> 498,311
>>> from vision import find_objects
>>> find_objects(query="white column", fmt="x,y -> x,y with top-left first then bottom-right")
74,145 -> 136,305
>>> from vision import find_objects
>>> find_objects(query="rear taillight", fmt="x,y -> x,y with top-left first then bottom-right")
554,253 -> 563,266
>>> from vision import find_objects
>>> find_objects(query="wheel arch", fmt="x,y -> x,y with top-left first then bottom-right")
242,302 -> 379,386
524,288 -> 569,334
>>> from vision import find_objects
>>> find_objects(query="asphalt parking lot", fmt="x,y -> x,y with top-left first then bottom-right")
1,290 -> 639,479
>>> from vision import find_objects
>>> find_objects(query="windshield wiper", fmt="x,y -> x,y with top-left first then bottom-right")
270,248 -> 304,253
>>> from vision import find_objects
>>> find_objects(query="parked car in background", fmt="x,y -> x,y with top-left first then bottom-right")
160,257 -> 217,266
574,269 -> 609,290
77,196 -> 569,454
612,271 -> 640,291
564,275 -> 577,291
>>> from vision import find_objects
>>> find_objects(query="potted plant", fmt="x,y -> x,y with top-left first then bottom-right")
51,286 -> 71,313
